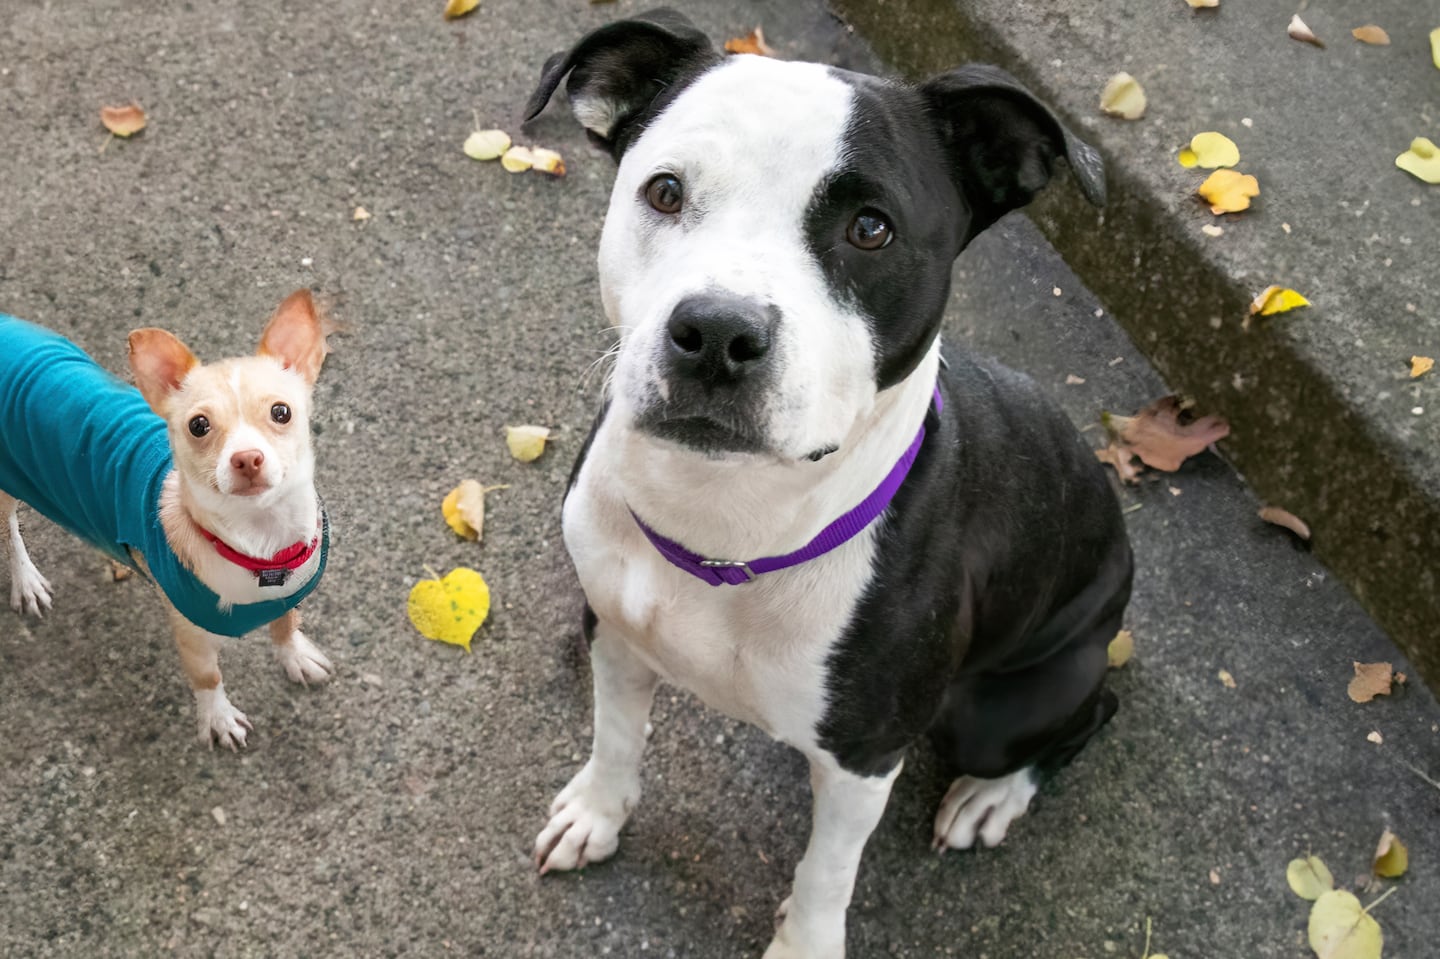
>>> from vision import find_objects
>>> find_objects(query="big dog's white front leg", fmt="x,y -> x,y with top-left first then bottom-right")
765,756 -> 901,959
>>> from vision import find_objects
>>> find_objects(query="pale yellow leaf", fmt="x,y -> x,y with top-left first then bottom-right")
1307,890 -> 1382,959
1259,506 -> 1311,541
407,567 -> 490,652
1351,25 -> 1390,45
1373,829 -> 1408,878
1348,662 -> 1395,703
500,145 -> 535,173
352,206 -> 371,221
1099,72 -> 1146,119
1198,169 -> 1260,214
464,128 -> 512,161
1289,14 -> 1325,49
1287,856 -> 1336,900
1395,136 -> 1440,184
100,103 -> 147,137
1218,668 -> 1236,688
443,0 -> 480,19
1178,131 -> 1239,169
1250,285 -> 1311,316
1184,0 -> 1218,7
1432,27 -> 1440,69
531,146 -> 567,177
505,424 -> 551,462
1412,356 -> 1435,378
1107,629 -> 1134,668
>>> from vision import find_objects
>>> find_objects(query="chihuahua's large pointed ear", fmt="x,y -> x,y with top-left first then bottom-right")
129,329 -> 199,414
921,65 -> 1105,241
258,289 -> 333,386
523,7 -> 718,158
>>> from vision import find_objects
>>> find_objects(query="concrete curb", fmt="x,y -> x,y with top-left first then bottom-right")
833,0 -> 1440,690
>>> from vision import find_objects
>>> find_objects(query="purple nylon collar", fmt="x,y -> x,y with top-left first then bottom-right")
632,385 -> 944,586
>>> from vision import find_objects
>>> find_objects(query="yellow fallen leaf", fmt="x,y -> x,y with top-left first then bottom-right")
505,424 -> 551,462
1412,355 -> 1435,378
463,128 -> 511,161
442,480 -> 507,542
1307,890 -> 1382,959
1289,14 -> 1325,49
1373,829 -> 1408,878
1287,855 -> 1336,901
1348,662 -> 1395,703
407,567 -> 490,652
1395,136 -> 1440,184
1107,629 -> 1134,668
1198,169 -> 1260,214
724,27 -> 776,56
1432,27 -> 1440,69
1259,505 -> 1311,541
443,0 -> 480,19
100,103 -> 147,137
531,146 -> 566,177
500,145 -> 535,173
1099,72 -> 1146,120
1351,25 -> 1390,45
1218,668 -> 1236,688
1178,131 -> 1239,169
1251,285 -> 1311,316
1184,0 -> 1218,7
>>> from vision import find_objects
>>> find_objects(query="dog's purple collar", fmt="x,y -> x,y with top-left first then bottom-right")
632,385 -> 943,586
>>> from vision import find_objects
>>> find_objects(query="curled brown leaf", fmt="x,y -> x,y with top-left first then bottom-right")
1102,396 -> 1230,472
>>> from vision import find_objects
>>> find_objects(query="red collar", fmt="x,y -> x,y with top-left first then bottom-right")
196,517 -> 321,574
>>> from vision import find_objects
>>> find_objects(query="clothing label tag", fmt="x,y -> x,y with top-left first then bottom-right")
257,568 -> 289,588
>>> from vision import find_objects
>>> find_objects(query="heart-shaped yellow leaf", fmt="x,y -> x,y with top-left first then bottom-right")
1307,890 -> 1382,959
1107,629 -> 1135,668
1373,829 -> 1408,878
463,129 -> 511,161
407,567 -> 490,652
1396,137 -> 1440,184
1413,356 -> 1435,378
1251,286 -> 1310,316
1099,73 -> 1146,120
443,0 -> 480,19
1287,855 -> 1335,900
506,424 -> 551,462
1198,169 -> 1260,213
1178,131 -> 1239,169
100,103 -> 147,137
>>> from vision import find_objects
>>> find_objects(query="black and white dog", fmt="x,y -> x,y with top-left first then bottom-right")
526,10 -> 1132,957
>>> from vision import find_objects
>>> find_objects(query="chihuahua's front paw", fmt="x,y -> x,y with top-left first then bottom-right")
194,685 -> 253,750
9,557 -> 52,617
273,630 -> 334,686
534,760 -> 639,874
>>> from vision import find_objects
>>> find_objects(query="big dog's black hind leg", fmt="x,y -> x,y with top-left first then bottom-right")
928,637 -> 1117,851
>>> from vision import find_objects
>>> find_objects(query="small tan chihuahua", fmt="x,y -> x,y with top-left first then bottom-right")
0,290 -> 336,749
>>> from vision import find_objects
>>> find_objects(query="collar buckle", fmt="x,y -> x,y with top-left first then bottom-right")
699,559 -> 756,582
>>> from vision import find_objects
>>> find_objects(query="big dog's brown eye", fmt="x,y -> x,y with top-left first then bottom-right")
271,403 -> 291,424
645,174 -> 683,215
188,415 -> 210,437
847,210 -> 893,250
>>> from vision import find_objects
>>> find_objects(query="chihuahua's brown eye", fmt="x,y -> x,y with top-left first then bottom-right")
188,415 -> 210,438
645,174 -> 683,215
846,210 -> 893,250
271,403 -> 291,424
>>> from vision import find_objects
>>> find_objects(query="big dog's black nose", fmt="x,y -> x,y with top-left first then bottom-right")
665,294 -> 777,384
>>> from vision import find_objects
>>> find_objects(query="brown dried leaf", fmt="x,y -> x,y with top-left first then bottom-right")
100,103 -> 147,137
1348,662 -> 1394,703
724,26 -> 775,57
1095,441 -> 1142,484
1259,505 -> 1311,541
1351,25 -> 1390,45
1103,396 -> 1230,472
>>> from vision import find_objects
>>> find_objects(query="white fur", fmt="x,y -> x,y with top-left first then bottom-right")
273,628 -> 333,685
540,55 -> 945,957
194,682 -> 252,750
933,769 -> 1039,851
4,497 -> 52,615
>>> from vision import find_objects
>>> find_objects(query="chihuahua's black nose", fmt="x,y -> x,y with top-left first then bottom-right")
666,294 -> 778,385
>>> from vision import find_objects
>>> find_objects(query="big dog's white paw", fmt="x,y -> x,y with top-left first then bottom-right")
9,556 -> 52,617
273,630 -> 334,686
932,768 -> 1038,851
533,760 -> 639,874
763,903 -> 846,959
195,686 -> 253,751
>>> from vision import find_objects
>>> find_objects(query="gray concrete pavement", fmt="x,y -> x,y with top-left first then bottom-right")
2,1 -> 1438,957
834,0 -> 1440,690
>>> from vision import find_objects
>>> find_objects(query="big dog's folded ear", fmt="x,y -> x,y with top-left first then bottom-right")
921,65 -> 1105,241
523,7 -> 718,159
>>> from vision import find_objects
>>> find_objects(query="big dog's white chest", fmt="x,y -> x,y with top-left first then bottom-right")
564,442 -> 879,748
